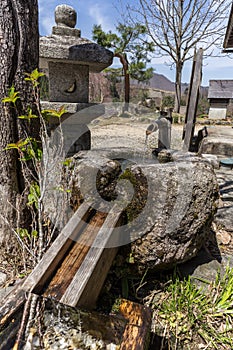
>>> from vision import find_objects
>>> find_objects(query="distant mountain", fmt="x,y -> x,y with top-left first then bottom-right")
132,73 -> 208,96
145,73 -> 175,91
89,72 -> 208,102
131,73 -> 175,92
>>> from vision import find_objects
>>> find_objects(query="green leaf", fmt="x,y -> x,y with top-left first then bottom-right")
63,158 -> 72,167
17,228 -> 30,239
5,139 -> 28,151
5,137 -> 42,161
27,182 -> 40,208
42,105 -> 67,119
2,86 -> 20,105
36,148 -> 43,160
5,143 -> 20,150
127,253 -> 135,264
18,108 -> 38,121
32,230 -> 38,238
24,68 -> 45,87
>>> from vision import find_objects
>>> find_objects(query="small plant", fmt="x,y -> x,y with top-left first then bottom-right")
197,97 -> 210,116
2,69 -> 68,268
2,85 -> 20,106
149,267 -> 233,349
162,95 -> 175,109
172,113 -> 183,124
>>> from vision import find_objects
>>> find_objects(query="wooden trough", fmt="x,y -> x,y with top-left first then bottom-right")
0,201 -> 152,349
23,201 -> 120,308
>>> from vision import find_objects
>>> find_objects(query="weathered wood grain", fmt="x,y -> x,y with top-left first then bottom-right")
0,281 -> 26,329
61,205 -> 121,308
119,299 -> 152,350
183,48 -> 203,151
43,211 -> 107,300
22,201 -> 92,293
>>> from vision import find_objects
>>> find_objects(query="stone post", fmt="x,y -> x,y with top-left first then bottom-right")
146,110 -> 172,150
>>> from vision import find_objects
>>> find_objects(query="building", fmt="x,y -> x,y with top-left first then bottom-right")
207,3 -> 233,120
208,80 -> 233,119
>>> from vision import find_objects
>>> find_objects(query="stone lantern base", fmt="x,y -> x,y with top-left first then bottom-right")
41,101 -> 105,157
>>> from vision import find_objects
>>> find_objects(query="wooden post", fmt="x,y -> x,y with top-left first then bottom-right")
183,48 -> 203,151
119,299 -> 152,350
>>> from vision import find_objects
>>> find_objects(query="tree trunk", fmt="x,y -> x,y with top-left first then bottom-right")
0,0 -> 39,242
115,52 -> 130,112
174,62 -> 183,113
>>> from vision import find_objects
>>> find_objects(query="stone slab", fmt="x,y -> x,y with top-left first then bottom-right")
52,26 -> 81,37
220,158 -> 233,168
199,126 -> 233,156
201,154 -> 220,169
40,101 -> 105,124
206,126 -> 233,138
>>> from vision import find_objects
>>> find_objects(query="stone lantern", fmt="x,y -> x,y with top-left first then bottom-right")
39,4 -> 113,154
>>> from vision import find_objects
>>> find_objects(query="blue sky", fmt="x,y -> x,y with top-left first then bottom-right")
38,0 -> 233,87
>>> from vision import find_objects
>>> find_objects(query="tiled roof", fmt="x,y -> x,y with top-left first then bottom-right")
208,80 -> 233,98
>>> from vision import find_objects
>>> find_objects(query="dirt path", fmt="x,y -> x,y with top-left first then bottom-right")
90,121 -> 184,151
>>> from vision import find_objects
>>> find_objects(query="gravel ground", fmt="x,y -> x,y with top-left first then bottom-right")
90,119 -> 185,151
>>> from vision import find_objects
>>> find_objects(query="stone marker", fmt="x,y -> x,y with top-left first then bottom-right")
146,110 -> 172,150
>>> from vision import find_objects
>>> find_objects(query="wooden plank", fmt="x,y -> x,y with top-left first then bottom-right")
119,299 -> 152,350
0,281 -> 26,328
0,297 -> 152,350
60,205 -> 121,308
76,246 -> 118,309
183,48 -> 203,152
43,211 -> 107,300
182,50 -> 196,141
22,201 -> 92,293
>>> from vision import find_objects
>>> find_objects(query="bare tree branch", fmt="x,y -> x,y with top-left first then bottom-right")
127,0 -> 231,112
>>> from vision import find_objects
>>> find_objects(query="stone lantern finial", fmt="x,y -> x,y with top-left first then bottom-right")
52,4 -> 80,37
55,4 -> 77,28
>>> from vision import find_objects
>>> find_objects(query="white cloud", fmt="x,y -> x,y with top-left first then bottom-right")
41,16 -> 55,35
88,2 -> 116,31
89,4 -> 105,25
38,1 -> 54,35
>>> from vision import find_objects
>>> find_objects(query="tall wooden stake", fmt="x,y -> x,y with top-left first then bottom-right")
183,48 -> 203,151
